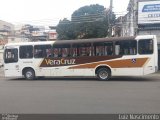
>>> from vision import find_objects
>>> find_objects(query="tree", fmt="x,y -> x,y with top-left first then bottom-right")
72,4 -> 105,16
56,4 -> 115,40
56,18 -> 76,40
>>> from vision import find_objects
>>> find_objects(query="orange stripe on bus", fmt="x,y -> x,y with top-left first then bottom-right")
68,58 -> 149,69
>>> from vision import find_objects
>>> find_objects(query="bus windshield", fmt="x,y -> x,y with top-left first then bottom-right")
4,48 -> 18,63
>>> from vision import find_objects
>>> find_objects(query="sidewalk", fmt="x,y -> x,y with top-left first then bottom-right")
149,70 -> 160,77
0,67 -> 4,77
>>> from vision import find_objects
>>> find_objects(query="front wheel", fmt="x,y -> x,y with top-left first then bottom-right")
24,68 -> 35,80
97,68 -> 111,81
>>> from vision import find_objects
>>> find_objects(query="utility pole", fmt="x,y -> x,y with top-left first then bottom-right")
109,0 -> 113,37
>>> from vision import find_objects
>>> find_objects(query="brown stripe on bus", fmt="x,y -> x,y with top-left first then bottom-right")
68,58 -> 149,69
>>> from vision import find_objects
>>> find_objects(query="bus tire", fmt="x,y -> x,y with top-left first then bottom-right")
24,68 -> 35,80
97,68 -> 111,81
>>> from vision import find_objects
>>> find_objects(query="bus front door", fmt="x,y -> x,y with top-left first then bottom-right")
4,46 -> 21,77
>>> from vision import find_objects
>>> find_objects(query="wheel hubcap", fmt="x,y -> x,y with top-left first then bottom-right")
26,71 -> 33,79
99,71 -> 108,79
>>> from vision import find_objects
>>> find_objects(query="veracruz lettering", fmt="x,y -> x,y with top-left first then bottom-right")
44,58 -> 76,66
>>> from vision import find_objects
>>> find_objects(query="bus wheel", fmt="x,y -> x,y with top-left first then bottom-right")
24,68 -> 35,80
97,68 -> 111,81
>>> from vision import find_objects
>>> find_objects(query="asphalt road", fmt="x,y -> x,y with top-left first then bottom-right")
0,67 -> 160,114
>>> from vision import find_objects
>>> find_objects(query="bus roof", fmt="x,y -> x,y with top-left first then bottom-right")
53,36 -> 136,45
5,35 -> 156,47
5,41 -> 54,47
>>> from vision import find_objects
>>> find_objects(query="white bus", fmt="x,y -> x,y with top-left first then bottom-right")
3,35 -> 158,80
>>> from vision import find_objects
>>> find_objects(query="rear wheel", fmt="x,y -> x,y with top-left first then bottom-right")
24,68 -> 35,80
97,68 -> 111,81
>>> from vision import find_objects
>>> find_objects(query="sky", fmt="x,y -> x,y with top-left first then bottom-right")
0,0 -> 130,26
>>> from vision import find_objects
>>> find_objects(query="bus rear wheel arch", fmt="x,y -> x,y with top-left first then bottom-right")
23,68 -> 35,80
95,67 -> 111,81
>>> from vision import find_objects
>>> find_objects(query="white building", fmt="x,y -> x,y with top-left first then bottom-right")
0,20 -> 14,65
125,0 -> 160,44
120,0 -> 160,68
126,0 -> 138,36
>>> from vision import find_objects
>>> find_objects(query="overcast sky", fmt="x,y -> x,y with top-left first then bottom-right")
0,0 -> 130,26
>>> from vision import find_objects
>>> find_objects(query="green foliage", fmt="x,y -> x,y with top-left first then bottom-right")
56,4 -> 115,40
56,18 -> 76,40
72,4 -> 105,16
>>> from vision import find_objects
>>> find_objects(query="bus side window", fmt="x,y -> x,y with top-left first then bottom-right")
53,48 -> 59,57
95,46 -> 104,56
104,42 -> 113,56
73,43 -> 91,57
46,49 -> 52,57
62,48 -> 70,57
72,47 -> 78,57
20,46 -> 33,59
115,41 -> 123,55
115,40 -> 137,55
115,45 -> 120,55
94,42 -> 114,56
61,45 -> 71,57
34,45 -> 52,58
53,44 -> 71,58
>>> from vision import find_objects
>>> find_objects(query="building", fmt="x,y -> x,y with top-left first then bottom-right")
113,14 -> 130,37
0,20 -> 14,65
114,0 -> 160,45
123,0 -> 160,43
127,0 -> 138,36
15,24 -> 49,41
48,31 -> 57,40
49,26 -> 58,40
114,0 -> 160,68
0,20 -> 14,35
137,0 -> 160,43
0,20 -> 14,46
